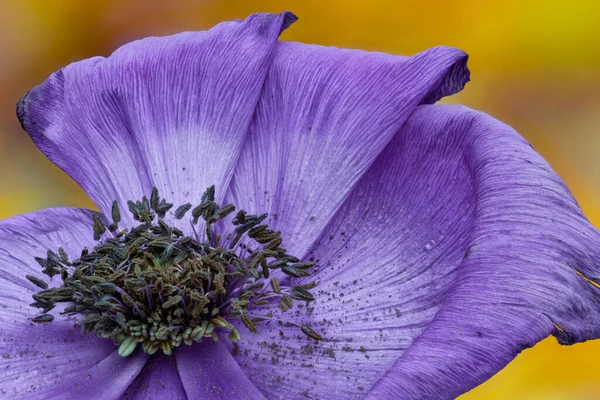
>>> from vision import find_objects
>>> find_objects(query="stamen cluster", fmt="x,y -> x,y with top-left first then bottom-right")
29,186 -> 321,357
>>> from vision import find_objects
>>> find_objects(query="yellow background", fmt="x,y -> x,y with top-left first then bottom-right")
1,1 -> 599,398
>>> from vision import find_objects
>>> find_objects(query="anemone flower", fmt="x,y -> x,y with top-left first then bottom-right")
1,10 -> 599,400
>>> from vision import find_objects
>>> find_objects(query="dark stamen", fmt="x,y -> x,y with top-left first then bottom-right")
174,203 -> 192,219
301,324 -> 323,341
28,186 -> 319,356
26,274 -> 48,289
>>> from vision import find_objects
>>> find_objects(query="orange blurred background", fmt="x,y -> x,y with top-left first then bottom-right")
1,1 -> 599,398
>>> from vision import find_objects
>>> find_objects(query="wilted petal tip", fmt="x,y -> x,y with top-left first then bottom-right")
15,69 -> 66,147
242,11 -> 298,38
280,11 -> 298,35
418,47 -> 470,104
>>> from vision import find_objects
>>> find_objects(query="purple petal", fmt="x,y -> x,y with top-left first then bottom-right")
0,208 -> 148,399
227,42 -> 469,257
0,207 -> 101,310
17,12 -> 296,228
39,350 -> 148,400
0,322 -> 115,399
123,353 -> 186,400
232,105 -> 600,399
361,105 -> 600,399
176,341 -> 265,400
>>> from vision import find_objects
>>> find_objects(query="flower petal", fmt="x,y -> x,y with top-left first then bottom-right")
227,42 -> 469,257
123,353 -> 187,400
0,208 -> 147,399
233,105 -> 600,399
230,99 -> 474,398
176,341 -> 266,400
41,350 -> 148,400
17,12 -> 297,227
361,105 -> 600,399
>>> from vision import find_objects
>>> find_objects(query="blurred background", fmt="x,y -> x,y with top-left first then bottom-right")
1,0 -> 599,398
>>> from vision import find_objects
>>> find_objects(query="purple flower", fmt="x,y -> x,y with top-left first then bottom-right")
1,10 -> 599,400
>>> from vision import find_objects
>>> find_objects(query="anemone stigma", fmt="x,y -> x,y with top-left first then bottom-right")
29,186 -> 320,356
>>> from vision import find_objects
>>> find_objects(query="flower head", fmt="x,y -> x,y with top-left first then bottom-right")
1,11 -> 599,400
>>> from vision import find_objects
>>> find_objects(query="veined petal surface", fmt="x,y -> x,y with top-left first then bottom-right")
123,353 -> 187,400
0,208 -> 148,399
227,42 -> 469,257
231,105 -> 600,400
17,12 -> 297,228
176,341 -> 266,400
364,105 -> 600,399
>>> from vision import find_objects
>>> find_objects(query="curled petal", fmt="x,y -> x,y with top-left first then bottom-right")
227,41 -> 469,258
233,105 -> 600,399
17,12 -> 297,228
363,105 -> 600,399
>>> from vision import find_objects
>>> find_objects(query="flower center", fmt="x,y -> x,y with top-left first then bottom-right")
28,186 -> 321,357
